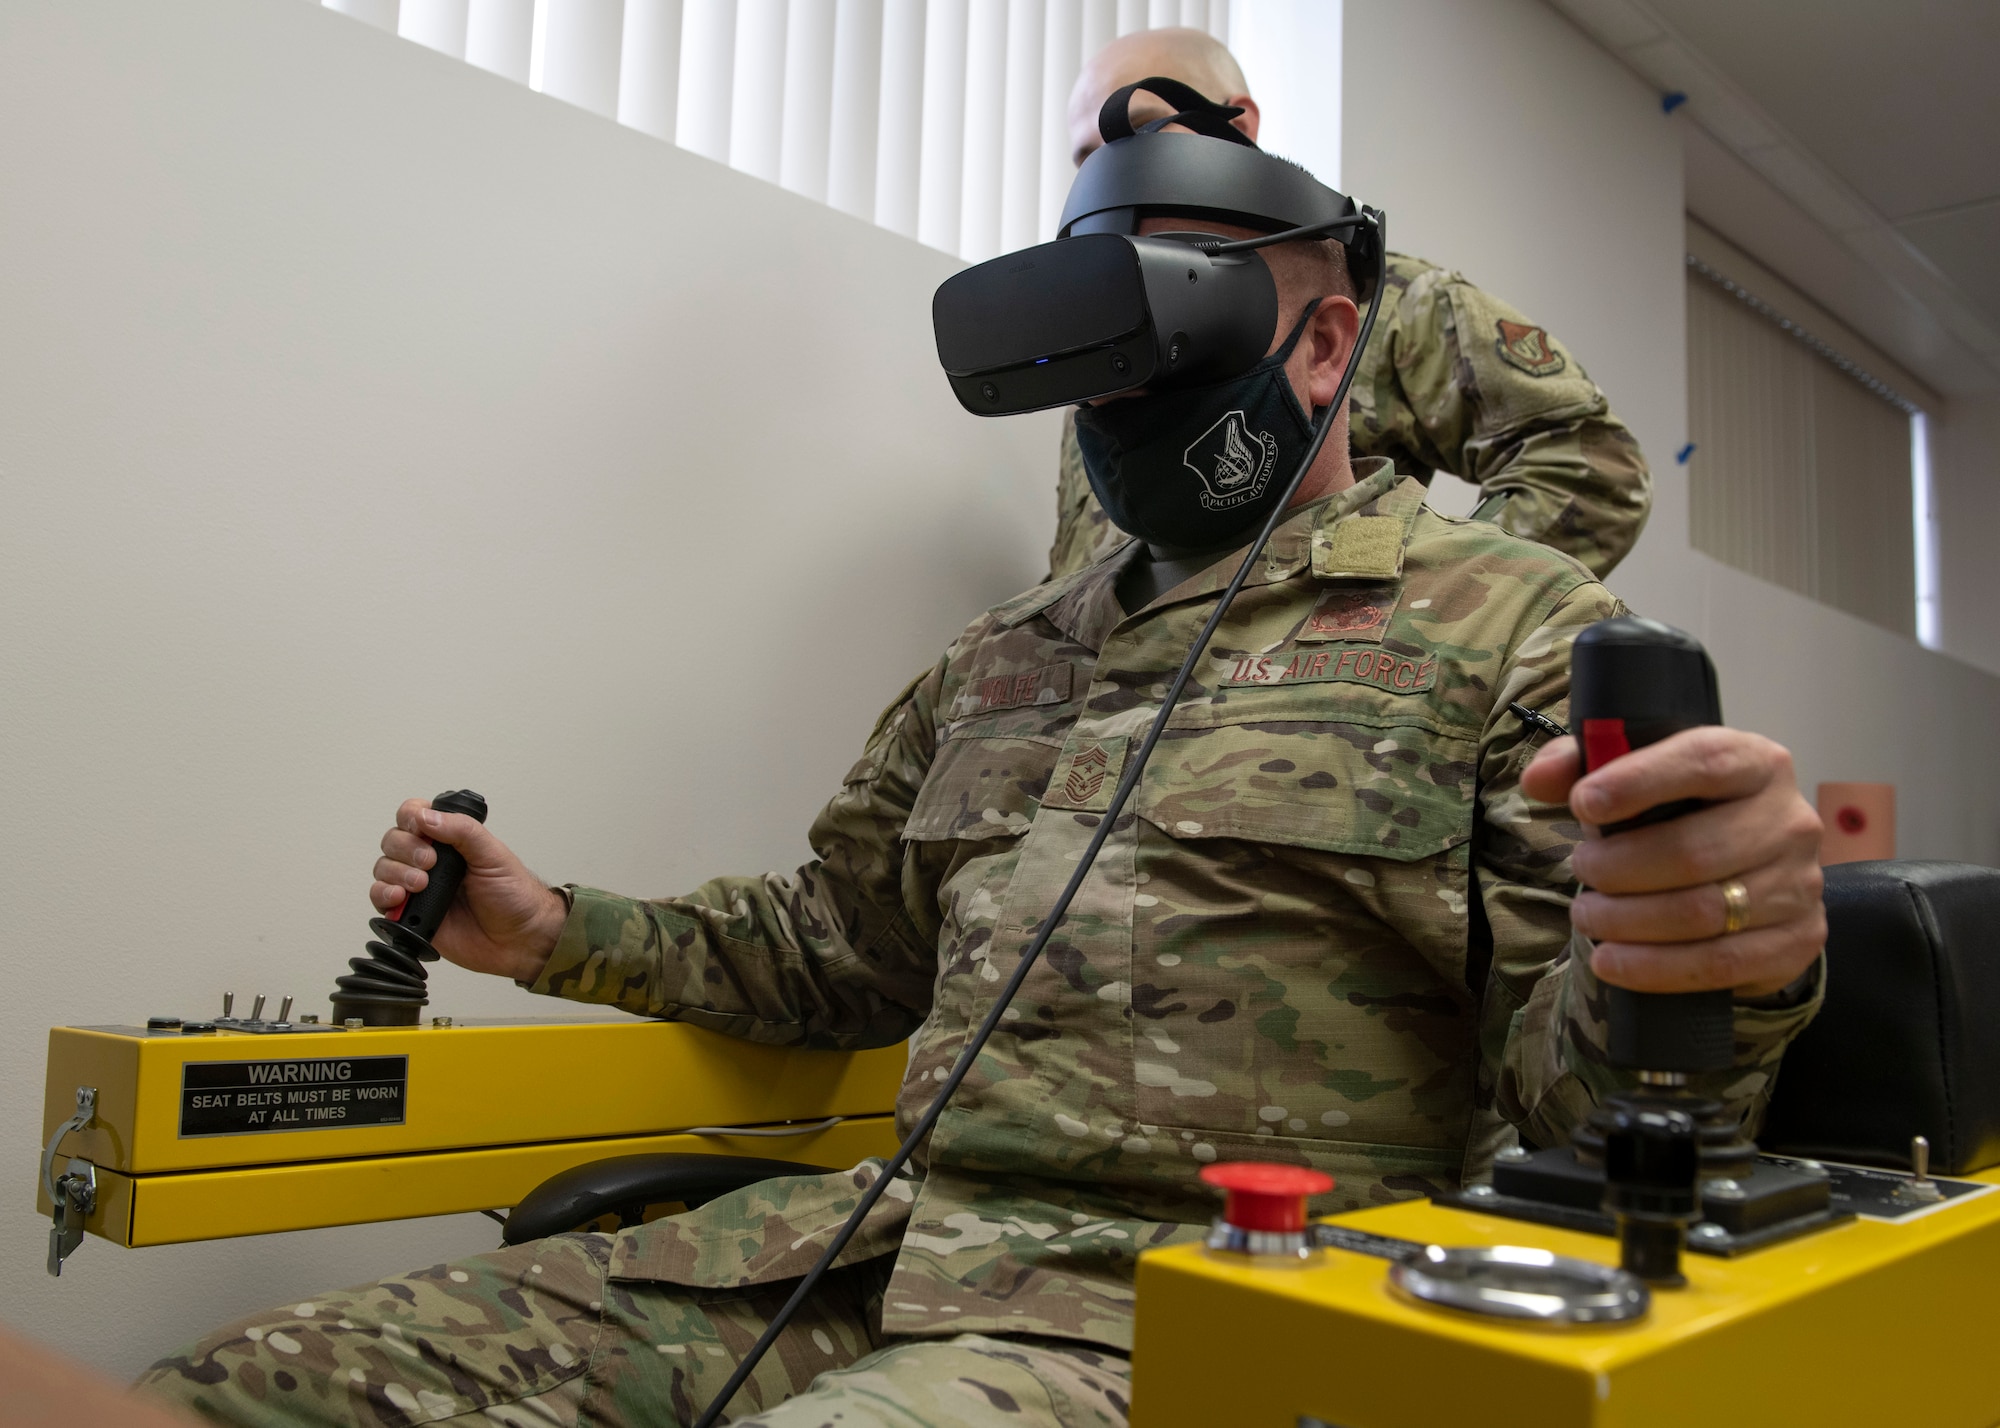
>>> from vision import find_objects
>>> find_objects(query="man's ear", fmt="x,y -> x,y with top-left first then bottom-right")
1226,94 -> 1261,144
1305,296 -> 1362,410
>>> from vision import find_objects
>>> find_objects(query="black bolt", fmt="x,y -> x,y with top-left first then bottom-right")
147,1016 -> 183,1030
181,1022 -> 217,1035
981,382 -> 999,401
1187,268 -> 1197,283
1111,353 -> 1129,373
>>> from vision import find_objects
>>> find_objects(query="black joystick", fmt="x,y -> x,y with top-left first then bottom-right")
330,790 -> 488,1027
1569,618 -> 1746,1285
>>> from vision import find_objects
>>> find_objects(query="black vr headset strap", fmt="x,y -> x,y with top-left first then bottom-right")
1098,76 -> 1256,148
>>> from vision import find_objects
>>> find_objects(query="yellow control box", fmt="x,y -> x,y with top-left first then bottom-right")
1131,1173 -> 2000,1428
40,1019 -> 905,1247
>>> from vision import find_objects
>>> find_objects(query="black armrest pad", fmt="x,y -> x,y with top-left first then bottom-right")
1760,860 -> 2000,1175
503,1153 -> 828,1246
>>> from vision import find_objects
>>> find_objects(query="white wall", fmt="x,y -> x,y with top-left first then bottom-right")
0,0 -> 1055,1378
1342,0 -> 2000,866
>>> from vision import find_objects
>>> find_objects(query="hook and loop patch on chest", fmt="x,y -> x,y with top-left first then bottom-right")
1042,735 -> 1131,813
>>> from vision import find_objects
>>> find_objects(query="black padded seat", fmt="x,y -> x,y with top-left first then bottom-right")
502,1153 -> 828,1246
1760,860 -> 2000,1175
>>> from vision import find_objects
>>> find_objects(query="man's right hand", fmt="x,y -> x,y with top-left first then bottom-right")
371,798 -> 567,984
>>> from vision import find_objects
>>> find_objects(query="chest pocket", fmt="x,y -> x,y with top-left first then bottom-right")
1122,689 -> 1482,1158
1134,695 -> 1478,859
902,734 -> 1062,843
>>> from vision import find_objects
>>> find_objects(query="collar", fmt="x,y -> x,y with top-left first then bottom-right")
1307,457 -> 1425,581
995,458 -> 1424,652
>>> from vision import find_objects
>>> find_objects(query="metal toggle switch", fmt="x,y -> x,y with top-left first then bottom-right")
1897,1135 -> 1946,1204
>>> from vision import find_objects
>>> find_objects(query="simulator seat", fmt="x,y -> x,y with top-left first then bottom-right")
1759,858 -> 2000,1174
500,1152 -> 830,1245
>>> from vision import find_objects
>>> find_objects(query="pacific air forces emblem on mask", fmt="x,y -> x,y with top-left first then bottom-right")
1184,410 -> 1279,510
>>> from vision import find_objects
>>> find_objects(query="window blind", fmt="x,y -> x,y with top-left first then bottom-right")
329,0 -> 1307,263
1687,258 -> 1920,638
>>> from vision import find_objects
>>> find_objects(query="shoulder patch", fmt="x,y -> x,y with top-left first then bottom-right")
1495,319 -> 1566,377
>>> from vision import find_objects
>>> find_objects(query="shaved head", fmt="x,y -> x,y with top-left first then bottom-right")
1067,27 -> 1258,167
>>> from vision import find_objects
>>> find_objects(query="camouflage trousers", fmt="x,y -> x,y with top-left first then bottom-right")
135,1230 -> 1130,1427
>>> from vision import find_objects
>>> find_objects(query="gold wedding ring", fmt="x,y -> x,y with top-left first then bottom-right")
1719,877 -> 1752,936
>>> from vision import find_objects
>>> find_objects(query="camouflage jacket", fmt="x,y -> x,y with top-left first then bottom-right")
530,462 -> 1817,1352
1047,252 -> 1654,582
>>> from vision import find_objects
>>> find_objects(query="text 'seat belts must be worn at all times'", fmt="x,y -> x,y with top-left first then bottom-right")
179,1056 -> 409,1137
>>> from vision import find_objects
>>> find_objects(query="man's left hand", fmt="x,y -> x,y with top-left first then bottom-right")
1522,727 -> 1826,999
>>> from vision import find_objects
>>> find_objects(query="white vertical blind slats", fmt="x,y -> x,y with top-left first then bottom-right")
465,0 -> 535,81
617,0 -> 682,139
957,0 -> 1008,262
538,0 -> 626,118
999,0 -> 1046,256
917,0 -> 969,254
676,0 -> 736,161
1688,271 -> 1917,637
779,0 -> 836,199
873,0 -> 927,236
1080,0 -> 1116,63
329,0 -> 1254,261
729,0 -> 788,181
1038,0 -> 1082,238
400,0 -> 470,58
826,0 -> 885,219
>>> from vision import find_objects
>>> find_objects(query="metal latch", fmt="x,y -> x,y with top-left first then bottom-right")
43,1086 -> 98,1277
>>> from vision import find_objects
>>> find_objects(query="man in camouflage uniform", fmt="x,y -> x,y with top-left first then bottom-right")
141,166 -> 1827,1427
1049,28 -> 1651,582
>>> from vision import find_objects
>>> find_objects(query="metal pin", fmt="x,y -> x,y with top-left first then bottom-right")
222,991 -> 235,1018
277,995 -> 294,1024
250,993 -> 267,1022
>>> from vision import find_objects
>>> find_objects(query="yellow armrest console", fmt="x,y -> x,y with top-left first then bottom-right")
39,1018 -> 904,1248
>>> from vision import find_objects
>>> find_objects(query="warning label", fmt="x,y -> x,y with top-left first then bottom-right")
179,1056 -> 407,1137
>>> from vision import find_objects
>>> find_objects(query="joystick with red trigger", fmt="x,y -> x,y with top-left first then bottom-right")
330,790 -> 488,1027
1568,618 -> 1748,1285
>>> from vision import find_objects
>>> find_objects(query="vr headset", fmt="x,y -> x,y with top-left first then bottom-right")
933,78 -> 1381,417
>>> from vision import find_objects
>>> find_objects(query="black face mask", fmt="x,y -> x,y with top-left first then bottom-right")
1074,301 -> 1321,552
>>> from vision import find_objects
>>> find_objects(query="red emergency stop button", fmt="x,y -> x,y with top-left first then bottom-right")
1201,1162 -> 1335,1233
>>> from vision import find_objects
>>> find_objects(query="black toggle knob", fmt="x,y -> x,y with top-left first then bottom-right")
1602,1101 -> 1700,1286
330,790 -> 487,1027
